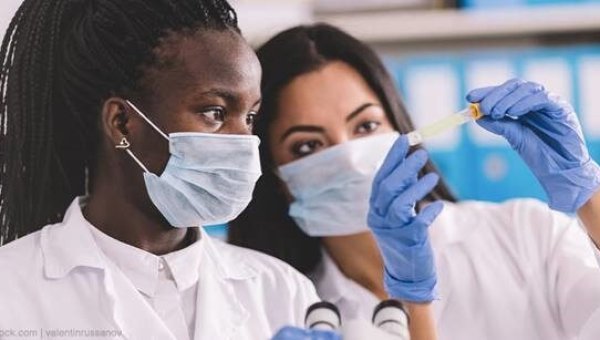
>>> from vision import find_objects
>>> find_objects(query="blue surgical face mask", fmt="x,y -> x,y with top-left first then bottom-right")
123,100 -> 262,228
277,132 -> 399,237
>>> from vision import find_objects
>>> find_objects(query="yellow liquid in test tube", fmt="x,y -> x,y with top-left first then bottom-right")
406,104 -> 482,146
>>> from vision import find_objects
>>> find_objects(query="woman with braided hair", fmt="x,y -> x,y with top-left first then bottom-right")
0,1 -> 323,339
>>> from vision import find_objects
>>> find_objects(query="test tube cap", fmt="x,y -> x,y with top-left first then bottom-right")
469,103 -> 483,120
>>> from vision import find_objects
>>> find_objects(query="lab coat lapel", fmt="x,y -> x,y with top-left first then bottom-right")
41,198 -> 176,340
193,230 -> 253,340
101,258 -> 176,340
193,263 -> 249,339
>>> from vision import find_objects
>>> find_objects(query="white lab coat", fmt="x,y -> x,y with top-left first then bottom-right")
311,198 -> 600,340
0,198 -> 319,340
309,251 -> 411,340
309,250 -> 381,322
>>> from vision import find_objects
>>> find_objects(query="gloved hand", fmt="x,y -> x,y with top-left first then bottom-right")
271,326 -> 341,340
368,135 -> 444,303
467,78 -> 600,213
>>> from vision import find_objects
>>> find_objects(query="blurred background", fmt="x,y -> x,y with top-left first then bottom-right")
2,0 -> 600,237
234,0 -> 600,207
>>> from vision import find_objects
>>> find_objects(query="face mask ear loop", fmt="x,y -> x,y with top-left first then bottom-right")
125,100 -> 170,141
125,149 -> 151,173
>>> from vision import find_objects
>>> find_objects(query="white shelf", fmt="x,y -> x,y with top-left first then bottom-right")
316,4 -> 600,43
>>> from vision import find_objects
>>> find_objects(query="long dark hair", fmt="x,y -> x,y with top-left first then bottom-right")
228,23 -> 457,274
0,0 -> 240,245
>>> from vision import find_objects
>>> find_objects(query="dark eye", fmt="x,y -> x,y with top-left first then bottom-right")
246,111 -> 258,127
291,140 -> 323,158
199,107 -> 225,125
355,121 -> 381,135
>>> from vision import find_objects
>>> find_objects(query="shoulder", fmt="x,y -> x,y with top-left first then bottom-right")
0,228 -> 45,272
494,197 -> 569,219
433,198 -> 577,248
0,227 -> 50,313
442,198 -> 555,216
477,198 -> 576,234
439,198 -> 573,229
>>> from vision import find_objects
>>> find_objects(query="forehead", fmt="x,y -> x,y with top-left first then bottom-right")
142,29 -> 261,98
275,61 -> 380,124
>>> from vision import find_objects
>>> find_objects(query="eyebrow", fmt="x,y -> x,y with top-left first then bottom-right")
196,89 -> 262,107
346,103 -> 378,122
197,88 -> 237,102
280,125 -> 325,142
278,103 -> 379,142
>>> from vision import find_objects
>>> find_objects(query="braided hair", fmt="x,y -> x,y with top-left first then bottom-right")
0,0 -> 239,245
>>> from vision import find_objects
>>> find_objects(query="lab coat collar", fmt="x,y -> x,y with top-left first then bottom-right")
310,250 -> 349,304
41,198 -> 106,278
198,226 -> 256,280
86,221 -> 163,297
98,219 -> 255,340
193,230 -> 252,339
88,221 -> 204,296
41,197 -> 255,340
162,229 -> 203,291
41,197 -> 256,281
309,249 -> 377,311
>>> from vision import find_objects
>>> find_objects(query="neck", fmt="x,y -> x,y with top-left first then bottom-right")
83,171 -> 191,256
578,190 -> 600,249
322,232 -> 387,300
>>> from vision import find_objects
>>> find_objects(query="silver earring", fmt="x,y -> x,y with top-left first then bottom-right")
115,137 -> 131,150
114,136 -> 149,173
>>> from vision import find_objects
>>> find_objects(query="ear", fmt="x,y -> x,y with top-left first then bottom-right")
100,97 -> 131,146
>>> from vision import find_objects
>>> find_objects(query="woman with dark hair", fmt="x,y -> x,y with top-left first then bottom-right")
0,1 -> 327,338
229,24 -> 455,272
229,23 -> 600,339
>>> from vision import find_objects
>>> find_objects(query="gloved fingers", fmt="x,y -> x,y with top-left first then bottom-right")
476,116 -> 524,147
374,149 -> 429,215
546,92 -> 576,117
466,86 -> 495,103
271,326 -> 341,340
374,135 -> 410,186
367,208 -> 386,231
414,200 -> 444,227
491,81 -> 544,119
371,135 -> 409,202
477,78 -> 527,119
388,201 -> 443,245
311,330 -> 342,340
387,173 -> 440,225
507,90 -> 566,118
271,326 -> 308,339
384,268 -> 438,303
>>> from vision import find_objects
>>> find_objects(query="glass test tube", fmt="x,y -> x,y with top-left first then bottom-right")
406,103 -> 482,146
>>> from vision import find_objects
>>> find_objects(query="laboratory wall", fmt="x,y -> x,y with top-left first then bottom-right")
311,0 -> 600,204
